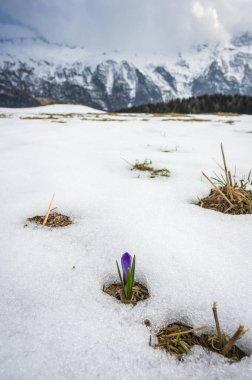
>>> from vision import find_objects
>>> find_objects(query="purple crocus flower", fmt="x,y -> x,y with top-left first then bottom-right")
121,252 -> 132,284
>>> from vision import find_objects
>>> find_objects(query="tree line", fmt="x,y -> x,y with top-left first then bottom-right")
118,94 -> 252,114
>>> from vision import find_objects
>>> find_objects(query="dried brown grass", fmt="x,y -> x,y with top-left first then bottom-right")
151,303 -> 248,361
103,282 -> 149,304
199,144 -> 252,214
28,212 -> 73,228
155,323 -> 207,360
131,160 -> 170,178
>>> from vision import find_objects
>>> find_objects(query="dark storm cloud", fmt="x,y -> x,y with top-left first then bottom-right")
1,0 -> 252,52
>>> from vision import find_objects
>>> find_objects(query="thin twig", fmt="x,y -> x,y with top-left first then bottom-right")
221,326 -> 247,356
159,325 -> 208,339
228,170 -> 233,188
43,193 -> 55,226
228,171 -> 234,201
221,143 -> 230,185
202,172 -> 234,208
213,159 -> 225,173
144,320 -> 153,347
120,156 -> 132,167
221,143 -> 233,200
212,302 -> 223,344
224,205 -> 235,214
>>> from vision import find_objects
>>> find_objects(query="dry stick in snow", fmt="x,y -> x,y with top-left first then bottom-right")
221,143 -> 230,184
212,302 -> 223,344
43,193 -> 55,226
160,325 -> 208,339
221,325 -> 247,356
228,170 -> 233,188
220,143 -> 232,199
201,172 -> 234,209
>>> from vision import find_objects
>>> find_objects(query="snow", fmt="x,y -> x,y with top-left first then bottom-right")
0,106 -> 252,380
0,104 -> 104,116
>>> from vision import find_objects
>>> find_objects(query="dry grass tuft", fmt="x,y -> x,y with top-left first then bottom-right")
215,112 -> 241,117
103,282 -> 149,305
196,303 -> 247,361
225,120 -> 236,124
50,120 -> 67,123
153,113 -> 190,117
132,160 -> 153,172
182,118 -> 209,122
28,212 -> 73,228
131,160 -> 170,178
161,118 -> 209,122
199,144 -> 252,214
106,112 -> 119,116
151,303 -> 248,362
20,114 -> 60,121
155,324 -> 207,360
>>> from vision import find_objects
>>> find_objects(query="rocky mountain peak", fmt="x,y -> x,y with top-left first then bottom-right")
0,19 -> 252,110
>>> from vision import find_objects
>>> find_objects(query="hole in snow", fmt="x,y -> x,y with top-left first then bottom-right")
103,282 -> 149,305
27,212 -> 73,228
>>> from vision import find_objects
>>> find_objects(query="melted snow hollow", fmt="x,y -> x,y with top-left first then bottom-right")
0,106 -> 252,380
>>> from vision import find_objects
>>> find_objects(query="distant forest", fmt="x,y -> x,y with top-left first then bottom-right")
118,94 -> 252,114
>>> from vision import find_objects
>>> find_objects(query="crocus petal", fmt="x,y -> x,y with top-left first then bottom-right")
121,252 -> 132,284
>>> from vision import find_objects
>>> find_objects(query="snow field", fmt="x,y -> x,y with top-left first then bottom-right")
0,105 -> 252,379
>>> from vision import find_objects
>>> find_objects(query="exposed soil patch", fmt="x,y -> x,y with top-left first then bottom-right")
103,282 -> 149,304
28,212 -> 73,228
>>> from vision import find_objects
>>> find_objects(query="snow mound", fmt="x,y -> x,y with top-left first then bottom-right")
0,104 -> 104,115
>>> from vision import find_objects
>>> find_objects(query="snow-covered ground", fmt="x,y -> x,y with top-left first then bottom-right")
0,105 -> 251,380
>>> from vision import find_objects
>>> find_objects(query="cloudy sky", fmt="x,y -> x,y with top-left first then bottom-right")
1,0 -> 252,52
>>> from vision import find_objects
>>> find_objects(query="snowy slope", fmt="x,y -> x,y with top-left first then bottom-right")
0,106 -> 252,379
0,104 -> 104,115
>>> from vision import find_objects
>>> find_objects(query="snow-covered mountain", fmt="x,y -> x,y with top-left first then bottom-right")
0,18 -> 252,110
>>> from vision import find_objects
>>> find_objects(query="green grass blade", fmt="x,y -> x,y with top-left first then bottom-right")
126,269 -> 132,299
116,260 -> 126,298
131,255 -> 136,289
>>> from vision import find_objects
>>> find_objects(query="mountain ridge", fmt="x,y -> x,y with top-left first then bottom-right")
0,18 -> 252,110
